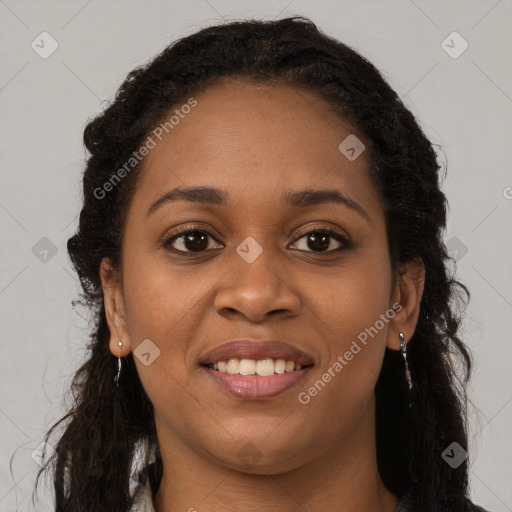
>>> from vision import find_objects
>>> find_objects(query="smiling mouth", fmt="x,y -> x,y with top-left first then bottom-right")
202,357 -> 314,376
201,360 -> 314,400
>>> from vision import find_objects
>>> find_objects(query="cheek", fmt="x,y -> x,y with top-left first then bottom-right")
122,266 -> 205,431
120,255 -> 219,396
122,253 -> 211,340
313,255 -> 392,345
304,259 -> 392,407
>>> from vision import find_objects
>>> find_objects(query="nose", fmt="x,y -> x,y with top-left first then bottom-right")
214,249 -> 301,324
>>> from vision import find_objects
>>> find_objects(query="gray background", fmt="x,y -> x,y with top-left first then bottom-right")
1,0 -> 511,510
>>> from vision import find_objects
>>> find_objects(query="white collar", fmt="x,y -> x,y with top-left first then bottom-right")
129,476 -> 155,512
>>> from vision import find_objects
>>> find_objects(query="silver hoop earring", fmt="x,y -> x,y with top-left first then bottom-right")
399,332 -> 413,391
114,341 -> 123,387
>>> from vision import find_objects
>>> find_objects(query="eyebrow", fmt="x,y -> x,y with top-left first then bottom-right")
146,185 -> 369,220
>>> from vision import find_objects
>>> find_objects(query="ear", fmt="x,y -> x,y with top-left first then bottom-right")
100,257 -> 132,357
386,257 -> 425,350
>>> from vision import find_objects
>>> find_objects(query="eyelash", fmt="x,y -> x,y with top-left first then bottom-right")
162,224 -> 352,255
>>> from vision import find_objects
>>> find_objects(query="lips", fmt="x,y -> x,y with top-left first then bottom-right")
198,339 -> 314,400
198,338 -> 315,367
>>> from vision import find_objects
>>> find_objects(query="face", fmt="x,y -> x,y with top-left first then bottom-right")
102,79 -> 423,474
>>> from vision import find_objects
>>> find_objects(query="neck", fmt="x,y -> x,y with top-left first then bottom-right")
153,399 -> 398,512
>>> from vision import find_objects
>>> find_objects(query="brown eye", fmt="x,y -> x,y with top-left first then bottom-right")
163,228 -> 222,254
290,227 -> 351,253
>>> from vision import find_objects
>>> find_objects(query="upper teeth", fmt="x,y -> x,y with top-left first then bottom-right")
209,358 -> 303,376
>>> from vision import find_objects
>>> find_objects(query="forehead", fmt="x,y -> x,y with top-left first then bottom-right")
130,79 -> 382,219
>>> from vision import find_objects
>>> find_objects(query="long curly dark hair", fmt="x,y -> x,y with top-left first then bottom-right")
33,16 -> 475,512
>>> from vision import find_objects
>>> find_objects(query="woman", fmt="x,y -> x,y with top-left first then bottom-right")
35,16 -> 491,512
